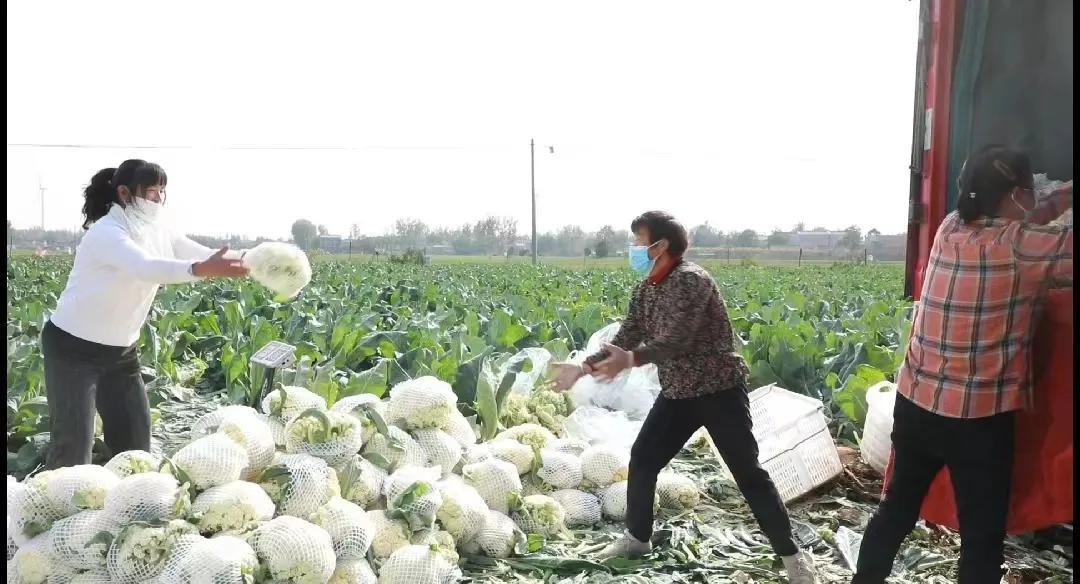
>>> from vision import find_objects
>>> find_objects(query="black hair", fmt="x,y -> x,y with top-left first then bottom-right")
630,211 -> 689,256
81,159 -> 168,229
956,144 -> 1033,222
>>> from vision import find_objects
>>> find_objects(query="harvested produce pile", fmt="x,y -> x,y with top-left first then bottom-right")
6,373 -> 707,584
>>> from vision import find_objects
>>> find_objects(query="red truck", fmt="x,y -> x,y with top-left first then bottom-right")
896,0 -> 1073,534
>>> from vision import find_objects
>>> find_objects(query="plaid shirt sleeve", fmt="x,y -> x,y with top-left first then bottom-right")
1013,221 -> 1073,286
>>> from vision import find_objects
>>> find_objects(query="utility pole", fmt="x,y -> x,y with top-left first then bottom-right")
530,139 -> 537,265
38,176 -> 45,230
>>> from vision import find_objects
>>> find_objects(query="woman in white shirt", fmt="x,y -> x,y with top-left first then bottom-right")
44,159 -> 248,469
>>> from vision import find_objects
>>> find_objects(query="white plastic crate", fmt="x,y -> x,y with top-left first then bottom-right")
700,384 -> 842,502
860,381 -> 898,475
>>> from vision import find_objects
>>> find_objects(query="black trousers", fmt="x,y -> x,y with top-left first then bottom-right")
854,394 -> 1014,584
626,386 -> 799,557
41,320 -> 151,469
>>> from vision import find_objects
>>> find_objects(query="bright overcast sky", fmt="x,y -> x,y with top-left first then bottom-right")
7,1 -> 918,239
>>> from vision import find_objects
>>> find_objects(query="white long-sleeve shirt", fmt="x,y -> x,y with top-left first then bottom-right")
51,204 -> 224,347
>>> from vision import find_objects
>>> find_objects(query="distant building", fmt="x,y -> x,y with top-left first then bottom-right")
317,235 -> 342,253
791,231 -> 846,250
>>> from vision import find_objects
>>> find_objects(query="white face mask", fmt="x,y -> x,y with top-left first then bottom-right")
123,197 -> 166,243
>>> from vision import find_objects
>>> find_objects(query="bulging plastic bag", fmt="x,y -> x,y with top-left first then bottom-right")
567,323 -> 660,420
563,406 -> 643,451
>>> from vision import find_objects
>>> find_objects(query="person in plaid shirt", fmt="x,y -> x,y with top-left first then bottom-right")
855,145 -> 1073,584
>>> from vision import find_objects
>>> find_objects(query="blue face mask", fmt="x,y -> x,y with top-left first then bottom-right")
628,242 -> 658,275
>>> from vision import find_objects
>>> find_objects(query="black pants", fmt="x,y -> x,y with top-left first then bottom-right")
41,320 -> 151,469
854,394 -> 1014,584
626,386 -> 798,557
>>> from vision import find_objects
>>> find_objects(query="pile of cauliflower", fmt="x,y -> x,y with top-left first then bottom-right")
7,369 -> 702,584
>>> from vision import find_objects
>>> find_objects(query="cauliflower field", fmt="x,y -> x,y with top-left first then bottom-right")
6,257 -> 1071,583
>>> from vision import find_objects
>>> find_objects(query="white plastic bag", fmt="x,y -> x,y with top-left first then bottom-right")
563,406 -> 643,451
567,323 -> 660,420
504,348 -> 554,396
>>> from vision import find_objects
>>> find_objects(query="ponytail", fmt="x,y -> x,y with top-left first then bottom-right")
81,168 -> 118,229
80,159 -> 169,229
955,145 -> 1033,223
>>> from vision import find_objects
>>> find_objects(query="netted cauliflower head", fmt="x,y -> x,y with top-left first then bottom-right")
332,394 -> 388,443
189,405 -> 260,441
285,409 -> 365,465
580,444 -> 630,491
378,543 -> 462,584
102,472 -> 191,525
495,423 -> 556,451
9,471 -> 67,546
217,412 -> 277,480
9,533 -> 54,584
434,479 -> 489,543
550,489 -> 602,527
104,450 -> 161,479
365,510 -> 411,560
191,480 -> 275,535
487,439 -> 535,476
249,516 -> 336,584
40,464 -> 119,514
386,377 -> 458,431
363,426 -> 425,472
511,494 -> 566,537
261,386 -> 327,424
157,533 -> 258,584
411,428 -> 462,474
465,510 -> 524,559
106,518 -> 198,583
256,453 -> 340,520
536,448 -> 583,490
338,455 -> 387,509
309,496 -> 374,561
329,559 -> 378,584
169,432 -> 250,490
461,458 -> 522,515
242,241 -> 312,300
48,509 -> 117,571
656,472 -> 700,510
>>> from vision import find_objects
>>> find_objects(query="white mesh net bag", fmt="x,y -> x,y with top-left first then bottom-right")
377,543 -> 462,584
331,394 -> 387,444
157,533 -> 258,584
410,528 -> 459,564
536,449 -> 583,490
461,443 -> 492,466
487,439 -> 535,476
6,515 -> 16,560
598,480 -> 654,521
510,494 -> 566,537
104,450 -> 161,478
216,412 -> 276,480
383,466 -> 443,532
105,519 -> 198,583
249,516 -> 336,584
264,414 -> 287,448
411,429 -> 462,475
434,478 -> 488,543
494,423 -> 556,450
385,377 -> 457,431
362,426 -> 425,471
189,405 -> 259,440
548,438 -> 590,456
8,473 -> 67,546
550,489 -> 601,527
329,558 -> 377,584
580,445 -> 630,491
169,433 -> 249,490
102,472 -> 191,525
466,510 -> 524,559
66,571 -> 113,584
48,509 -> 117,571
8,533 -> 57,582
364,510 -> 411,559
285,409 -> 365,465
338,455 -> 387,509
191,480 -> 275,535
445,409 -> 477,449
261,386 -> 328,424
41,465 -> 120,515
255,453 -> 340,520
309,496 -> 374,561
461,458 -> 521,515
656,472 -> 700,510
242,241 -> 312,300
